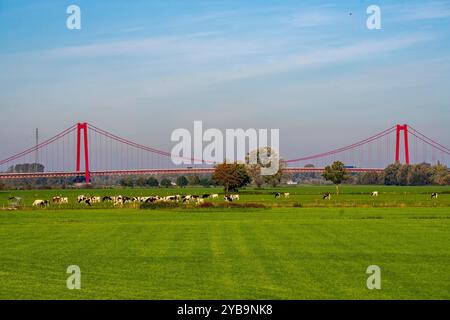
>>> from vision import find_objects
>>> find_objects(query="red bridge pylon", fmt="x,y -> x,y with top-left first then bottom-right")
395,124 -> 410,165
76,123 -> 90,184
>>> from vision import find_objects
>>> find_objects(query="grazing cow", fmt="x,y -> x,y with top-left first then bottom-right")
8,196 -> 23,203
275,192 -> 290,199
144,196 -> 159,204
202,194 -> 210,199
371,191 -> 379,197
224,195 -> 233,202
32,200 -> 49,207
196,198 -> 205,205
54,197 -> 69,204
230,194 -> 240,201
210,194 -> 219,199
102,196 -> 113,202
111,196 -> 123,202
90,196 -> 101,204
52,196 -> 62,204
122,196 -> 134,204
77,195 -> 87,203
431,193 -> 438,199
162,196 -> 177,202
323,193 -> 332,200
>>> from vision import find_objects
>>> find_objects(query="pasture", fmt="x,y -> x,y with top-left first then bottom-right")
0,185 -> 449,299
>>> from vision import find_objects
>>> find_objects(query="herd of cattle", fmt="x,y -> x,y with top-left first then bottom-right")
31,193 -> 238,207
23,191 -> 440,207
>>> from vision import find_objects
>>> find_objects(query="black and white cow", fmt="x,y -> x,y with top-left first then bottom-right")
102,196 -> 113,202
431,192 -> 438,199
32,199 -> 50,207
323,193 -> 332,200
53,196 -> 69,204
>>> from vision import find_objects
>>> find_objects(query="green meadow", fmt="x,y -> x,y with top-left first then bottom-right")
0,185 -> 449,299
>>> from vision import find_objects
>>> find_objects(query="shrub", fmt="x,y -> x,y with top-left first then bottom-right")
198,201 -> 215,208
140,202 -> 179,210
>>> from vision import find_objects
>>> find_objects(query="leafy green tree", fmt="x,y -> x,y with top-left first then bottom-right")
322,161 -> 349,195
246,163 -> 265,188
358,171 -> 384,185
396,164 -> 410,186
188,175 -> 201,186
120,177 -> 134,187
146,177 -> 159,187
199,178 -> 213,187
432,163 -> 450,185
212,163 -> 250,192
384,162 -> 401,185
407,163 -> 433,186
246,147 -> 285,188
176,176 -> 189,187
264,160 -> 287,188
160,178 -> 172,188
135,176 -> 147,187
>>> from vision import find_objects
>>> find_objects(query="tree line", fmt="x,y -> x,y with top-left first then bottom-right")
360,162 -> 450,186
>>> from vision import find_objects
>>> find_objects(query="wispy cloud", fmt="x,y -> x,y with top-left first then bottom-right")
289,10 -> 344,28
395,1 -> 450,21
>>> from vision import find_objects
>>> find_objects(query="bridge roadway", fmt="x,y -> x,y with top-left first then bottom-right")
0,167 -> 384,180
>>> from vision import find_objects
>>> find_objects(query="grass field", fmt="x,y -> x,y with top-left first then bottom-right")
0,185 -> 449,299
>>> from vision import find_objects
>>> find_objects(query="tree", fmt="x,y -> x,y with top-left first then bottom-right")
357,171 -> 384,185
245,147 -> 285,188
246,148 -> 267,188
396,164 -> 410,186
136,176 -> 147,187
188,175 -> 201,186
212,163 -> 250,192
246,163 -> 265,188
176,176 -> 189,187
199,178 -> 213,187
432,163 -> 450,185
120,176 -> 134,187
160,178 -> 172,188
146,177 -> 159,187
263,160 -> 286,188
384,162 -> 401,185
407,163 -> 433,186
322,161 -> 349,195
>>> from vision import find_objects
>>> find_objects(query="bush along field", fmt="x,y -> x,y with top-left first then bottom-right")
0,185 -> 449,300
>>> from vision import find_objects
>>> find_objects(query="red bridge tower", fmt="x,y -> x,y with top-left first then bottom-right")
395,124 -> 410,165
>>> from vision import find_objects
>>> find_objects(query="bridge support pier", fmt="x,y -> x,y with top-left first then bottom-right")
395,124 -> 410,165
76,123 -> 90,184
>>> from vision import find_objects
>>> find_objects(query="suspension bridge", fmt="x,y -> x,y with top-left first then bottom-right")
1,123 -> 449,183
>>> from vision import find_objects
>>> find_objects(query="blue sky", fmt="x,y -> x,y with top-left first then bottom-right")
1,0 -> 450,160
